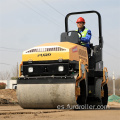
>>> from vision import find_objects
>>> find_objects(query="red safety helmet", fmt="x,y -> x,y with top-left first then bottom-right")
76,17 -> 85,23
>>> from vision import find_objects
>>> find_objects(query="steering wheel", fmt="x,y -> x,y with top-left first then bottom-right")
78,32 -> 82,39
67,31 -> 82,45
77,32 -> 82,45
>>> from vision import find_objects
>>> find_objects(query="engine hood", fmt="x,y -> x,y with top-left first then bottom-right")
22,42 -> 88,63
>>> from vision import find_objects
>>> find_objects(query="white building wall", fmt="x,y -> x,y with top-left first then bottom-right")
0,80 -> 17,89
9,80 -> 17,89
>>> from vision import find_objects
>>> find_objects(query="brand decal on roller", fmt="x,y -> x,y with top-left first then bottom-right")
38,53 -> 51,57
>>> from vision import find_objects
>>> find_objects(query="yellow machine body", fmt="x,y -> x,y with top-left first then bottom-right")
22,42 -> 88,65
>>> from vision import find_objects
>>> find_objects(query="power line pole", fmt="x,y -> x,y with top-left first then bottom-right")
112,71 -> 115,95
17,62 -> 18,78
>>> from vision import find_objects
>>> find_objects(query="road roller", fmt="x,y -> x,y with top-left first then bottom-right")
17,11 -> 108,109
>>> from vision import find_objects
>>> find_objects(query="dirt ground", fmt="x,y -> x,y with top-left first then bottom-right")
0,89 -> 18,104
0,104 -> 120,120
0,89 -> 120,120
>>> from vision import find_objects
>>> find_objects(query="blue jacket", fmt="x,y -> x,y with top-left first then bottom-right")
78,26 -> 92,48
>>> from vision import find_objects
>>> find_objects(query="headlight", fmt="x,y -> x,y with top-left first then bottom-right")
28,67 -> 33,73
58,66 -> 64,72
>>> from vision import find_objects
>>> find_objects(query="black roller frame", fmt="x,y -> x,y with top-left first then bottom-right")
17,76 -> 75,84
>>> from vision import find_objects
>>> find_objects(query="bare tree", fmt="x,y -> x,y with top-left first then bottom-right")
0,71 -> 11,80
0,63 -> 19,80
11,64 -> 19,80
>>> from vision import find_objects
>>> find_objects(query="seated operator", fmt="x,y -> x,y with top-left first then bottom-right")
76,17 -> 92,53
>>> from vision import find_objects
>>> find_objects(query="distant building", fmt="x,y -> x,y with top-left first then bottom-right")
0,80 -> 17,89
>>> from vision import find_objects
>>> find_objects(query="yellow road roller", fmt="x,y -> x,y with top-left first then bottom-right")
17,11 -> 108,109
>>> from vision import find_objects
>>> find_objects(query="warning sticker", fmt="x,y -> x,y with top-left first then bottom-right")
72,46 -> 77,52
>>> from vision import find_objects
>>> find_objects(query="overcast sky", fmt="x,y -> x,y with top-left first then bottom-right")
0,0 -> 120,78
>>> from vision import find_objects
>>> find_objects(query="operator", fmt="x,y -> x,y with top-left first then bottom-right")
76,17 -> 92,54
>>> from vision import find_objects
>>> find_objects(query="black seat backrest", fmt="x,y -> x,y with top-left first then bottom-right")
61,31 -> 79,44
